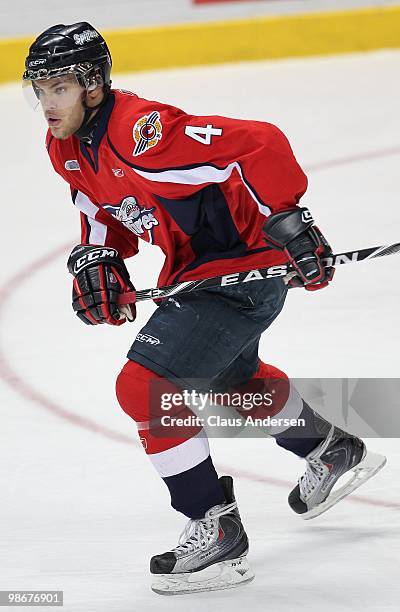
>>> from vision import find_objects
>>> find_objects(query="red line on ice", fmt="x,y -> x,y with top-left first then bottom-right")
1,147 -> 399,512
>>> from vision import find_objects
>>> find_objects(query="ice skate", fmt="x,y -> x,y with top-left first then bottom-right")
150,476 -> 254,595
289,426 -> 387,520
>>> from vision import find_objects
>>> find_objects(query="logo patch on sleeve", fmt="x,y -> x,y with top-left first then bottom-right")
65,160 -> 80,171
133,111 -> 162,156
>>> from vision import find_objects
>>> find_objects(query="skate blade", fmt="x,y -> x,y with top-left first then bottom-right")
151,556 -> 255,595
302,451 -> 387,520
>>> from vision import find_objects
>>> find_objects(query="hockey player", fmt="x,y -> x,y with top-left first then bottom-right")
23,23 -> 386,595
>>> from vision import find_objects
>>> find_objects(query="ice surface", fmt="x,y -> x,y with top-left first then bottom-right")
0,51 -> 399,611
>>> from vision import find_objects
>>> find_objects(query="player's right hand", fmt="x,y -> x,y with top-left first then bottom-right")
67,245 -> 136,325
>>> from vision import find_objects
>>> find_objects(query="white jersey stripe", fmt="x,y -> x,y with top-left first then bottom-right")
74,190 -> 108,245
132,162 -> 272,216
74,190 -> 98,218
87,216 -> 108,245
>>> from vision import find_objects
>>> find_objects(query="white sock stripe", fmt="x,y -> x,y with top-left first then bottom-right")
147,429 -> 210,478
136,420 -> 150,431
267,382 -> 304,434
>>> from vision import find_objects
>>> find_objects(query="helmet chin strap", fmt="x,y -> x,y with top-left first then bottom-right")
75,85 -> 110,143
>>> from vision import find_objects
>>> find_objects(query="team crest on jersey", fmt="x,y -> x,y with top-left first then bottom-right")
133,111 -> 162,156
104,196 -> 159,244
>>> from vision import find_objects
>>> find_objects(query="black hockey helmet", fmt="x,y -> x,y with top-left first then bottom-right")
23,22 -> 112,90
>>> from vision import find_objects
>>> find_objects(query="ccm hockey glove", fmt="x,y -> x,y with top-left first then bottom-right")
67,245 -> 136,325
263,207 -> 334,290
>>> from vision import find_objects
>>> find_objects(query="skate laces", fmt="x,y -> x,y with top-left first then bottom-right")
173,501 -> 237,556
299,427 -> 335,499
299,457 -> 327,499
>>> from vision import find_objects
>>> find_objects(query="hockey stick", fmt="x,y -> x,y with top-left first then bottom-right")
117,243 -> 400,305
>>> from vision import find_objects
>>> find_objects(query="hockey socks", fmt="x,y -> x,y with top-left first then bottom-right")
163,456 -> 225,518
272,400 -> 331,458
230,361 -> 333,458
116,360 -> 225,518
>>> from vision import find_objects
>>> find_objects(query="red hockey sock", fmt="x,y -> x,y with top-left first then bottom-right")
116,360 -> 204,454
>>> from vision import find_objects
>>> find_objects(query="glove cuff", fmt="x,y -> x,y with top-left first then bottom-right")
68,245 -> 123,277
263,207 -> 314,249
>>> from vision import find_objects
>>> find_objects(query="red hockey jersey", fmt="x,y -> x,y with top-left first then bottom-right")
46,89 -> 308,287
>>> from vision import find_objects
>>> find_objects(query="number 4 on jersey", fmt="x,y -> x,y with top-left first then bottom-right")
185,124 -> 223,145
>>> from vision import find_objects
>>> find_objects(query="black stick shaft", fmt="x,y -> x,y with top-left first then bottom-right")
118,242 -> 400,305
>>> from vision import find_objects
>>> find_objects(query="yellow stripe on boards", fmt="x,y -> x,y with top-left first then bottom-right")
1,5 -> 400,84
0,36 -> 34,84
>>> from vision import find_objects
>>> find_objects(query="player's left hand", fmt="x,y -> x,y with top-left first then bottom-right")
286,225 -> 334,291
263,207 -> 335,291
67,244 -> 136,325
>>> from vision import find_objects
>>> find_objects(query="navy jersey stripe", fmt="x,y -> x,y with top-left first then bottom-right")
107,135 -> 269,210
155,183 -> 271,284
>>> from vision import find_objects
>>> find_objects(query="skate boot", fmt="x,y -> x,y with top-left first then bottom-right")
150,475 -> 254,595
289,425 -> 386,520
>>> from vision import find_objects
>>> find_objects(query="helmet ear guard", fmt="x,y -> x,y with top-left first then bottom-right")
81,67 -> 110,117
81,67 -> 105,92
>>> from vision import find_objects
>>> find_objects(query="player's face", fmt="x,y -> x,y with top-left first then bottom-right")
34,75 -> 86,139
